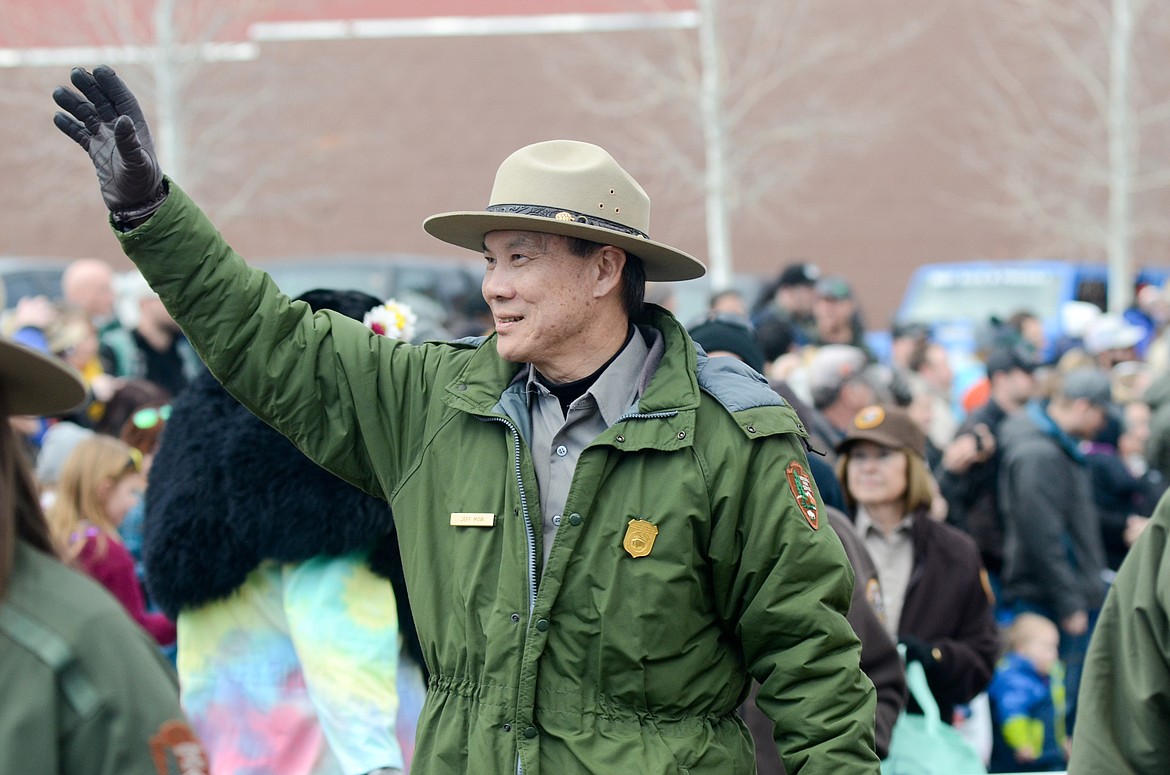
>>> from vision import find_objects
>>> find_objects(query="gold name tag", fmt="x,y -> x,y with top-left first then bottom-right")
450,512 -> 496,528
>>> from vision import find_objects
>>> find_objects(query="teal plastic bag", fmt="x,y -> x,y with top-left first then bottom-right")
881,653 -> 988,775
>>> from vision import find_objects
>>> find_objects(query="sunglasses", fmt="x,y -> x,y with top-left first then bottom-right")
131,405 -> 172,429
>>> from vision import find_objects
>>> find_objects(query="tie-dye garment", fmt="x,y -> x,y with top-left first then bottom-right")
178,554 -> 410,775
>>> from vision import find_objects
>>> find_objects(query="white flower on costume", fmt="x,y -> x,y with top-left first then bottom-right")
363,299 -> 418,342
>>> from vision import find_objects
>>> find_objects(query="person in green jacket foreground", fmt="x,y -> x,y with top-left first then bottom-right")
0,337 -> 209,775
52,65 -> 879,775
1067,488 -> 1170,774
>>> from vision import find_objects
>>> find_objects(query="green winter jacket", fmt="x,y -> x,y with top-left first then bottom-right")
0,542 -> 204,775
118,183 -> 879,775
1069,491 -> 1170,774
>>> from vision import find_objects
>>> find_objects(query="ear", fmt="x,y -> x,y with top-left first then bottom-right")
95,477 -> 114,503
592,246 -> 627,300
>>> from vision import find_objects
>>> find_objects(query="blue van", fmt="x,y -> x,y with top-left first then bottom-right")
893,260 -> 1169,361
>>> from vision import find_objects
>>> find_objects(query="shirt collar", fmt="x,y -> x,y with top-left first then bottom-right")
855,506 -> 914,538
523,327 -> 652,426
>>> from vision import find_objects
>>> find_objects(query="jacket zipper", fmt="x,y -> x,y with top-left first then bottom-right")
483,416 -> 537,775
615,409 -> 679,423
486,409 -> 676,775
483,416 -> 539,615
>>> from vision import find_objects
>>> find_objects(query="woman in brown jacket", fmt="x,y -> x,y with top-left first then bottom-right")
837,404 -> 999,725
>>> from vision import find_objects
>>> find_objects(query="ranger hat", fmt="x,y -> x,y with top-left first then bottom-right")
836,404 -> 927,459
0,338 -> 86,416
423,140 -> 706,282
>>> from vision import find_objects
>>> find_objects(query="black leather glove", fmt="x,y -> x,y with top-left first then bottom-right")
900,635 -> 943,676
52,65 -> 166,226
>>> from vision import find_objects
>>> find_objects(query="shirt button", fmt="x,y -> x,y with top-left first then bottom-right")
552,515 -> 562,526
568,513 -> 582,526
510,613 -> 520,623
523,726 -> 538,739
503,723 -> 512,732
536,618 -> 550,632
555,445 -> 568,457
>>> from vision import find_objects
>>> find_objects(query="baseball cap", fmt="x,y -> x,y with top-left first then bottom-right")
836,404 -> 927,459
806,344 -> 870,407
985,346 -> 1038,377
1084,314 -> 1144,355
1060,367 -> 1113,407
816,275 -> 853,301
1060,301 -> 1102,339
777,262 -> 820,288
891,321 -> 930,340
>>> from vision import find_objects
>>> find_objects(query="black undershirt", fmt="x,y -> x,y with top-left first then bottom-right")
535,325 -> 636,416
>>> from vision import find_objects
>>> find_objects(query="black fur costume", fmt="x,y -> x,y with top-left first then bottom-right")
142,290 -> 423,670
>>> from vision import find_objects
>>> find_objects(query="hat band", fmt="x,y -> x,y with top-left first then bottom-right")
486,204 -> 648,240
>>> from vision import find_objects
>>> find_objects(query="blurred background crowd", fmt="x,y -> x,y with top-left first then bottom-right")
669,258 -> 1169,773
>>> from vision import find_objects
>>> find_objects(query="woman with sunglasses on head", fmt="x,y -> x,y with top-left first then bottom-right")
96,377 -> 170,438
46,433 -> 176,648
0,337 -> 206,774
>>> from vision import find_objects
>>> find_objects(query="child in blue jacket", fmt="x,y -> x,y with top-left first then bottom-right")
989,613 -> 1068,772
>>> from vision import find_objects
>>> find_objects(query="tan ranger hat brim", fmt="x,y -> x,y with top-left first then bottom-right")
423,140 -> 706,283
0,338 -> 87,416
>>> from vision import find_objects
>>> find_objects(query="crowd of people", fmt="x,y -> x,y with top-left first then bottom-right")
677,259 -> 1170,772
3,62 -> 1168,774
2,263 -> 427,774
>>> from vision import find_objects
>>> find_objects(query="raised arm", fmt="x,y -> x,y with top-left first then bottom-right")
52,65 -> 167,227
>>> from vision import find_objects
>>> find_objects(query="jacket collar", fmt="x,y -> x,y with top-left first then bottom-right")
442,304 -> 701,419
1026,400 -> 1085,462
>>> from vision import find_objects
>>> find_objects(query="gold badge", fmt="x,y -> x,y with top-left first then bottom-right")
854,405 -> 886,430
866,577 -> 887,623
623,519 -> 658,558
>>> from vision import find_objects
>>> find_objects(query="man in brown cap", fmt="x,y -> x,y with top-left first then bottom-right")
52,66 -> 878,774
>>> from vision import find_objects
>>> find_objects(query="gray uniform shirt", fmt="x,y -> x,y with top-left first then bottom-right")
526,327 -> 661,569
855,508 -> 915,641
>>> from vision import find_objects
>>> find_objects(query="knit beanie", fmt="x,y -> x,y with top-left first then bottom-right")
688,315 -> 767,373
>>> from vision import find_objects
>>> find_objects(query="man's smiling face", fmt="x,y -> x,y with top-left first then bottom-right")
481,230 -> 603,381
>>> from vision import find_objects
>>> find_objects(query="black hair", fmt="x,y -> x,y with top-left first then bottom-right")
0,390 -> 55,599
297,288 -> 384,322
565,237 -> 646,319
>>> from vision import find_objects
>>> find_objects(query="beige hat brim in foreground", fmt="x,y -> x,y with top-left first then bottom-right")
423,140 -> 706,283
0,339 -> 87,416
424,211 -> 705,282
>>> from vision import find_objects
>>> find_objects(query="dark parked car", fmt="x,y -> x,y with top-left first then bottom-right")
255,253 -> 486,339
0,257 -> 70,308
